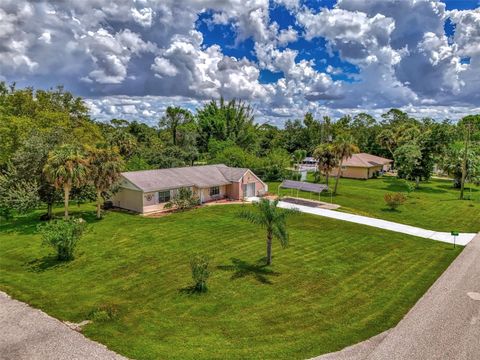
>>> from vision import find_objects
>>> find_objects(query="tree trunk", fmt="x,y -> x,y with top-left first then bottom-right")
47,203 -> 53,220
266,231 -> 273,266
172,127 -> 177,146
333,160 -> 343,195
415,176 -> 420,189
326,173 -> 329,187
63,185 -> 70,219
96,190 -> 103,219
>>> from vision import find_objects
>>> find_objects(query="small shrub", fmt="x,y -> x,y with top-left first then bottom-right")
403,180 -> 416,195
164,187 -> 200,211
88,304 -> 119,322
38,218 -> 86,261
384,192 -> 407,210
190,254 -> 211,292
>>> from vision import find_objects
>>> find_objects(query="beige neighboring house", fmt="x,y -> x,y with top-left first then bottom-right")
111,164 -> 268,213
331,153 -> 393,180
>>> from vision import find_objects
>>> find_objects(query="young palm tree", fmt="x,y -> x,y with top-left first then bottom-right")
332,137 -> 359,195
292,149 -> 307,171
313,144 -> 337,187
239,199 -> 296,266
43,145 -> 89,219
88,146 -> 124,219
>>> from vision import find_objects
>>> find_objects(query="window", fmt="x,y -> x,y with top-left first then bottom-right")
209,186 -> 220,196
158,190 -> 170,203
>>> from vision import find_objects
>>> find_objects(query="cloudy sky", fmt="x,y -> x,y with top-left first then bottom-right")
1,0 -> 480,126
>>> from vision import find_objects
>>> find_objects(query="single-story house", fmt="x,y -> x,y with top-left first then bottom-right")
331,153 -> 393,179
111,164 -> 268,213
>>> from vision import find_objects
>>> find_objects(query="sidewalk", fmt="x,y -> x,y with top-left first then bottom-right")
277,201 -> 477,245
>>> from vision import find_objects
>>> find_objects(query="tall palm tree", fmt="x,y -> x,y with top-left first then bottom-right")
239,199 -> 296,266
332,137 -> 359,195
43,145 -> 89,219
88,146 -> 124,219
313,144 -> 337,187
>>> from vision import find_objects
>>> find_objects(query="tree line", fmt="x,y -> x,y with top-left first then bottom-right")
1,83 -> 479,219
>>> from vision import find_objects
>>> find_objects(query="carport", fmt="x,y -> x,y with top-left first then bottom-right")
278,180 -> 328,201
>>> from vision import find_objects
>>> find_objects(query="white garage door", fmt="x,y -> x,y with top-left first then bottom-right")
243,183 -> 255,198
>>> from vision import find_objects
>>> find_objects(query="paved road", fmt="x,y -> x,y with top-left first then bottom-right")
277,201 -> 477,245
0,292 -> 126,360
312,233 -> 480,360
366,233 -> 480,359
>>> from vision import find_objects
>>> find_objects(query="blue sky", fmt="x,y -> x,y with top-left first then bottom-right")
1,0 -> 480,125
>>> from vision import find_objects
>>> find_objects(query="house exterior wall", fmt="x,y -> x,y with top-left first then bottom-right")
111,188 -> 144,213
238,170 -> 267,198
142,190 -> 170,213
197,185 -> 227,203
227,183 -> 240,199
331,165 -> 388,180
113,169 -> 267,213
331,166 -> 369,179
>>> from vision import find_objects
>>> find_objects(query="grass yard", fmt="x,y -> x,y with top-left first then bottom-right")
269,176 -> 480,233
0,204 -> 462,360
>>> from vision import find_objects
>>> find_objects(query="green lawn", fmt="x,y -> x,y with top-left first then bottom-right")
268,176 -> 480,233
0,204 -> 462,360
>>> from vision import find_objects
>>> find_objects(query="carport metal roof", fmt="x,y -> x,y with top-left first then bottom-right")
279,180 -> 328,194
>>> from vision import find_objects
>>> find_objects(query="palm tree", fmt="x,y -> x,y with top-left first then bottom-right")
159,106 -> 193,146
43,145 -> 89,219
313,144 -> 337,187
332,137 -> 359,195
292,149 -> 307,171
88,146 -> 124,219
239,199 -> 296,266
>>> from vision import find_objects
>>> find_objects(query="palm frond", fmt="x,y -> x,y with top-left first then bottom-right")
273,223 -> 289,248
238,209 -> 266,227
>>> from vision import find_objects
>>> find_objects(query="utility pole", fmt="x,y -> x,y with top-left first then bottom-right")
460,122 -> 472,200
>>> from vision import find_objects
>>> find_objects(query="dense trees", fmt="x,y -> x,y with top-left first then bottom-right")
1,82 -> 479,218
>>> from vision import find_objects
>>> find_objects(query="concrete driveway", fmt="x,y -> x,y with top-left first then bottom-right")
0,292 -> 126,360
277,201 -> 477,246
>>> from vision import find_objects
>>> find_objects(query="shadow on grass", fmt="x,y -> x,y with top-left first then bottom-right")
380,208 -> 402,213
178,286 -> 208,295
25,255 -> 69,272
217,258 -> 280,285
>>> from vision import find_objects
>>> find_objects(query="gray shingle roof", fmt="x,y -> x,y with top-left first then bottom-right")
121,164 -> 247,192
342,153 -> 393,168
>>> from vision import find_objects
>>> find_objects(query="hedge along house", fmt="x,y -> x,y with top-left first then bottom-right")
111,164 -> 268,213
330,153 -> 393,180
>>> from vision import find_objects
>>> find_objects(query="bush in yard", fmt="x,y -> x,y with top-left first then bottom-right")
190,254 -> 211,292
164,187 -> 200,211
384,192 -> 407,210
38,218 -> 86,261
403,180 -> 416,196
88,304 -> 119,322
